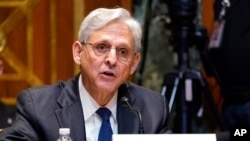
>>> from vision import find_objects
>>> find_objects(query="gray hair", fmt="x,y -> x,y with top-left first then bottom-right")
78,7 -> 142,52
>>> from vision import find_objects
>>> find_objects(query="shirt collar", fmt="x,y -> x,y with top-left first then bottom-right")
78,75 -> 117,121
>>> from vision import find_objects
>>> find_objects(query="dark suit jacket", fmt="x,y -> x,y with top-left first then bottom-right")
0,74 -> 169,141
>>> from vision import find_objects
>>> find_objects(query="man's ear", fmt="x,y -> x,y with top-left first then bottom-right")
130,53 -> 141,75
72,41 -> 82,65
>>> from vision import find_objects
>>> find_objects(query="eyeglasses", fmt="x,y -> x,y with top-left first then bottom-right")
81,42 -> 136,62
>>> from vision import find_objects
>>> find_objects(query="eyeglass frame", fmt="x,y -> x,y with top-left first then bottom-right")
80,41 -> 138,62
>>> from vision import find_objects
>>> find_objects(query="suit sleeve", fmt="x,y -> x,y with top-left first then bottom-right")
0,90 -> 40,141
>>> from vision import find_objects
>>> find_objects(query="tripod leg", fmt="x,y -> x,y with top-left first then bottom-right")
161,78 -> 180,113
198,77 -> 227,130
175,78 -> 192,133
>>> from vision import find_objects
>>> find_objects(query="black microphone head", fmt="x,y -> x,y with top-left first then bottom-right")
121,97 -> 131,107
121,97 -> 129,102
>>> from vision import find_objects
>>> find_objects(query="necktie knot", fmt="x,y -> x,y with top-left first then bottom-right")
96,107 -> 111,121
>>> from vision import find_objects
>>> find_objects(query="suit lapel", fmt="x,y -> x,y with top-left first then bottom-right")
117,102 -> 139,133
55,101 -> 85,141
117,83 -> 140,134
55,76 -> 86,141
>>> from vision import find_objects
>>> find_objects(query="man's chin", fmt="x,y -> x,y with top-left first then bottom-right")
97,82 -> 118,92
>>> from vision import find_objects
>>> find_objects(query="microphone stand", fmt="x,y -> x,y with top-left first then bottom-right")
121,97 -> 144,134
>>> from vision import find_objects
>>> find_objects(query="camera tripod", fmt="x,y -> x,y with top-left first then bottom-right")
161,0 -> 226,133
161,64 -> 226,133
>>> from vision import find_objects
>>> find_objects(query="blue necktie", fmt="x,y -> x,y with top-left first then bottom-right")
96,107 -> 113,141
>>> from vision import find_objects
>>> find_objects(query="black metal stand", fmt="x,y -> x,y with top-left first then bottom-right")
162,0 -> 226,133
161,67 -> 226,133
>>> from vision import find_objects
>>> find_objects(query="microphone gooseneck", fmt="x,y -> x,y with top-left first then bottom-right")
121,97 -> 144,134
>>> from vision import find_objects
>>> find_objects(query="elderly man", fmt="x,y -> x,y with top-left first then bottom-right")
0,7 -> 169,141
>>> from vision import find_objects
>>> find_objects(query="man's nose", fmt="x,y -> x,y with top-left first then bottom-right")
106,48 -> 118,64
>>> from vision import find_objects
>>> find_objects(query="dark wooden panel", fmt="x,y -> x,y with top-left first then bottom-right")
32,0 -> 52,84
56,0 -> 75,81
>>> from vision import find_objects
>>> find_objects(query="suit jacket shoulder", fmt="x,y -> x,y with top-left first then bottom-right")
0,75 -> 85,141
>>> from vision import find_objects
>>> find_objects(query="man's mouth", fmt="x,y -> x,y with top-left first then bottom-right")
102,71 -> 115,77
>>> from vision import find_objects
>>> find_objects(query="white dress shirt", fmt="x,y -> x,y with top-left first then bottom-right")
78,75 -> 118,141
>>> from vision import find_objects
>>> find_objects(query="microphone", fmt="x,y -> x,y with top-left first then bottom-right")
121,97 -> 144,134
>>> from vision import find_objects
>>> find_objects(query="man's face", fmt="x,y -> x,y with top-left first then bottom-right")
73,21 -> 141,95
